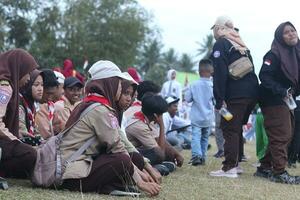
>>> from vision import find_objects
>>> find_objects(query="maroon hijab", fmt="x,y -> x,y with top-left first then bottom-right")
65,77 -> 120,129
116,80 -> 138,125
0,49 -> 38,136
271,21 -> 300,86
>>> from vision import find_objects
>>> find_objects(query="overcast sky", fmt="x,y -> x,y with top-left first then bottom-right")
138,0 -> 300,72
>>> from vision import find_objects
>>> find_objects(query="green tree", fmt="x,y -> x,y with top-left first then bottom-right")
178,53 -> 195,72
63,0 -> 150,71
162,48 -> 179,70
197,34 -> 215,59
144,63 -> 166,86
139,38 -> 163,73
30,5 -> 63,68
0,0 -> 36,48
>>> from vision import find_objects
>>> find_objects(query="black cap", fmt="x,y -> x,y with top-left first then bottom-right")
42,69 -> 59,88
64,77 -> 83,89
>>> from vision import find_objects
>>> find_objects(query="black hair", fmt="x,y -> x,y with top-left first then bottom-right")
137,80 -> 161,101
198,59 -> 213,73
141,92 -> 168,117
42,69 -> 59,89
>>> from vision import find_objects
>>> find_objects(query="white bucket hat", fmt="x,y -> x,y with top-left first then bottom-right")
88,60 -> 132,81
122,72 -> 139,85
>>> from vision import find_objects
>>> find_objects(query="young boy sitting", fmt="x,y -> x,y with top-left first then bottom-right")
126,93 -> 184,174
185,59 -> 214,166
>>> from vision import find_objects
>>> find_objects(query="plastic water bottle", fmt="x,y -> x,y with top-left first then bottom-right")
284,95 -> 297,110
219,107 -> 233,121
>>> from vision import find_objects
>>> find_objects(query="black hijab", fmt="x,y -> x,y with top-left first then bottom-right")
271,21 -> 300,86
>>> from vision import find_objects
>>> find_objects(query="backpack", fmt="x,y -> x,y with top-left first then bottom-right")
31,103 -> 100,188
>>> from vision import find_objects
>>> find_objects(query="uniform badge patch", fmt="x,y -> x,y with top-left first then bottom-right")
108,113 -> 119,129
213,51 -> 220,58
264,59 -> 271,66
0,90 -> 10,105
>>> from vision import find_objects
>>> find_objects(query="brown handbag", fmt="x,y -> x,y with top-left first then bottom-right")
228,56 -> 253,80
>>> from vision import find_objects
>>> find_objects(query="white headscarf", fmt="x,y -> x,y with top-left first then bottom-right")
167,69 -> 176,81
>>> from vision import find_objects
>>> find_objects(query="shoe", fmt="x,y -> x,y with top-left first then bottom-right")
288,162 -> 297,168
191,156 -> 202,166
162,161 -> 176,172
240,155 -> 248,162
209,168 -> 238,178
207,144 -> 212,150
270,171 -> 300,184
109,190 -> 141,197
0,177 -> 8,190
235,165 -> 243,174
253,168 -> 272,179
153,164 -> 170,176
213,150 -> 224,158
181,143 -> 191,150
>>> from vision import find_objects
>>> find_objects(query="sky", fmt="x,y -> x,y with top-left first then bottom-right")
138,0 -> 300,73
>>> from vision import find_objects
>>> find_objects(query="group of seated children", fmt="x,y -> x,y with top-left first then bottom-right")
0,48 -> 214,197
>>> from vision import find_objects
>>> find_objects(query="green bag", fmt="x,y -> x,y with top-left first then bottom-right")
255,112 -> 269,160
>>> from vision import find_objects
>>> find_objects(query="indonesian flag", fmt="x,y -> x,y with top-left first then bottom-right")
264,59 -> 271,66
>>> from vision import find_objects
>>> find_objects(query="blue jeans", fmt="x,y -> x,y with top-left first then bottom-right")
167,130 -> 191,148
191,126 -> 210,159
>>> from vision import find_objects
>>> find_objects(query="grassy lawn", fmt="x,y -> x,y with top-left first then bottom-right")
1,138 -> 300,200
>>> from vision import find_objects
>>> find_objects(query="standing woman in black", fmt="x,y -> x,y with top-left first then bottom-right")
209,16 -> 259,178
256,22 -> 300,184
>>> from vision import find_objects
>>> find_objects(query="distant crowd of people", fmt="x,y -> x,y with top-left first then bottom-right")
0,15 -> 300,197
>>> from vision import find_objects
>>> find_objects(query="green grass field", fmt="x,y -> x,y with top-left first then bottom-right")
1,139 -> 300,200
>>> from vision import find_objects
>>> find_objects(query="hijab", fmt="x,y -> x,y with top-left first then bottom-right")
19,69 -> 43,135
213,24 -> 248,55
20,69 -> 43,109
0,49 -> 38,136
116,80 -> 138,125
65,77 -> 120,129
167,69 -> 176,81
271,21 -> 300,86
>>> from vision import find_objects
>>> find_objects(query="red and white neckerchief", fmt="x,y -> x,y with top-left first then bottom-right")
83,93 -> 110,106
19,93 -> 35,137
134,111 -> 147,123
48,101 -> 55,134
132,101 -> 141,107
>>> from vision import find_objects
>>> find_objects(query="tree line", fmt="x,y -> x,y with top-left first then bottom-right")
0,0 -> 213,85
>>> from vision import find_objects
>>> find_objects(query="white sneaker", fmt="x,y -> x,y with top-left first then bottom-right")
235,165 -> 244,174
209,168 -> 238,178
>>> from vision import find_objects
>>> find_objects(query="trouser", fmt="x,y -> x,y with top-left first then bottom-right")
221,98 -> 257,171
214,110 -> 224,152
0,139 -> 36,178
138,147 -> 165,165
61,153 -> 134,194
129,152 -> 145,171
191,126 -> 210,159
140,145 -> 179,166
260,105 -> 293,174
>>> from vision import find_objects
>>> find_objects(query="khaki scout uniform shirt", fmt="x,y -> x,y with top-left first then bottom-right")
54,95 -> 80,126
35,103 -> 63,139
60,104 -> 127,180
125,114 -> 159,151
0,80 -> 18,141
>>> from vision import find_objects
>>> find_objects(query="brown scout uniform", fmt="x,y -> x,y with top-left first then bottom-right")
60,103 -> 127,180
